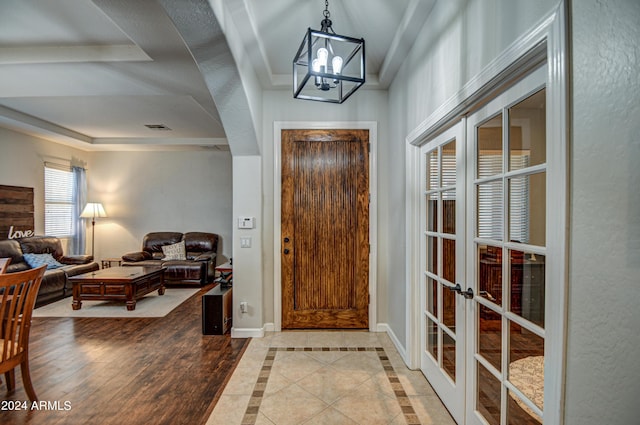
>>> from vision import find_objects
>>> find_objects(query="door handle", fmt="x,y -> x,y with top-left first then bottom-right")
283,248 -> 290,254
449,284 -> 474,300
284,237 -> 290,243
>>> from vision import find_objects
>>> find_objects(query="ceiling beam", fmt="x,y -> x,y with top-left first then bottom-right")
0,45 -> 151,65
378,0 -> 436,87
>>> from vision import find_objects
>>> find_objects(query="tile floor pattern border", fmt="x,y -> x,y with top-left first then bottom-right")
241,347 -> 421,425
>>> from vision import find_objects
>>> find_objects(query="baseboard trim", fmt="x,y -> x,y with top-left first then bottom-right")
264,322 -> 275,332
377,323 -> 411,368
231,327 -> 265,338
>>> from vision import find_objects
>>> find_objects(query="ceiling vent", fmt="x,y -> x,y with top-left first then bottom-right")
144,124 -> 172,131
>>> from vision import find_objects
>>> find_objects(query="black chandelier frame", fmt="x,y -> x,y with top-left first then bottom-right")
292,2 -> 365,104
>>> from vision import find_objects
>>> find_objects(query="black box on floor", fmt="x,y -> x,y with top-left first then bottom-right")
202,285 -> 232,335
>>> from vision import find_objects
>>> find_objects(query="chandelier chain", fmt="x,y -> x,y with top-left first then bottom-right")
324,0 -> 330,19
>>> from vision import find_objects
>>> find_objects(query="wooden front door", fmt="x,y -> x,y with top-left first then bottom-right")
281,129 -> 369,329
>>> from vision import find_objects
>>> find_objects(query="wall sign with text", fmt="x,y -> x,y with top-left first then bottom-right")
0,185 -> 35,240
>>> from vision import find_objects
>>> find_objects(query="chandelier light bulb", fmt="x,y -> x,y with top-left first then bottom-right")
317,48 -> 329,68
332,56 -> 343,74
312,58 -> 321,72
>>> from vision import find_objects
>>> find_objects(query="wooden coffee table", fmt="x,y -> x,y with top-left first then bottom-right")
70,266 -> 165,311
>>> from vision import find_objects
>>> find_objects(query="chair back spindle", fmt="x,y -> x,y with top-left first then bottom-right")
0,265 -> 46,401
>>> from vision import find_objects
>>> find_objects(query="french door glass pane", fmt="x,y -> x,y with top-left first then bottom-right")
508,321 -> 544,410
509,172 -> 546,246
442,281 -> 456,330
508,320 -> 544,424
477,180 -> 504,240
442,140 -> 456,187
477,362 -> 501,425
509,251 -> 545,327
442,238 -> 456,283
509,89 -> 546,171
443,192 -> 456,234
427,317 -> 438,359
442,332 -> 456,381
478,304 -> 501,371
507,389 -> 542,425
427,236 -> 438,274
428,150 -> 439,189
427,194 -> 438,232
477,114 -> 503,179
479,244 -> 503,306
427,277 -> 438,316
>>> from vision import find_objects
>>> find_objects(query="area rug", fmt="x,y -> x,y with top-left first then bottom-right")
33,288 -> 200,318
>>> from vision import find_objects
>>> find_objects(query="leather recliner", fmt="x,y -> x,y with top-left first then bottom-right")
121,232 -> 218,285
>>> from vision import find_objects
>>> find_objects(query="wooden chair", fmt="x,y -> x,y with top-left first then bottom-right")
0,265 -> 46,401
0,258 -> 10,274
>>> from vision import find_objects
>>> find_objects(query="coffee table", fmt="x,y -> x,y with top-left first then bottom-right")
70,266 -> 165,311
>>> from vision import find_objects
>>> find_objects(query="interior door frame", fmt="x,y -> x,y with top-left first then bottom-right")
405,3 -> 568,424
273,121 -> 378,332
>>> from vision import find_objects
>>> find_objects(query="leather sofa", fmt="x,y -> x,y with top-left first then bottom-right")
0,236 -> 99,308
121,232 -> 218,285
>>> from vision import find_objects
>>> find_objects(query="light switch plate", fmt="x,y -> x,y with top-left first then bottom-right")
240,236 -> 252,248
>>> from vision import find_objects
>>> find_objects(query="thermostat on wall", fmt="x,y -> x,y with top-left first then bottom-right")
238,217 -> 255,229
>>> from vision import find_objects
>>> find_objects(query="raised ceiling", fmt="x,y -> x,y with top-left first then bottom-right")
0,0 -> 435,151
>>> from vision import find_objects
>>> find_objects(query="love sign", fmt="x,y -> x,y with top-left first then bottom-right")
0,185 -> 35,240
7,225 -> 35,239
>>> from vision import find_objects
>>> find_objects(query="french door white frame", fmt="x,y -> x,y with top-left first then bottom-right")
405,3 -> 568,424
419,122 -> 466,424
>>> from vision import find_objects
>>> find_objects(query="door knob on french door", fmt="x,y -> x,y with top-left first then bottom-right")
449,284 -> 474,299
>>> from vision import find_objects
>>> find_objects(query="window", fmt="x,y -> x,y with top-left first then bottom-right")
45,165 -> 75,238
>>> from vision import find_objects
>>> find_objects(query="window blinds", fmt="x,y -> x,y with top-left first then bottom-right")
431,153 -> 530,242
45,166 -> 75,238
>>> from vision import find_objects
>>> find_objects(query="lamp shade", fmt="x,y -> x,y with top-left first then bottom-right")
80,202 -> 107,218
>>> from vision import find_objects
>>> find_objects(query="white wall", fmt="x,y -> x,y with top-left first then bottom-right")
0,128 -> 91,245
260,89 -> 389,328
566,1 -> 640,424
388,0 -> 558,348
231,155 -> 263,335
87,150 -> 233,263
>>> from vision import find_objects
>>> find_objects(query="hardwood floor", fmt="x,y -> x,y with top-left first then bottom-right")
0,284 -> 249,425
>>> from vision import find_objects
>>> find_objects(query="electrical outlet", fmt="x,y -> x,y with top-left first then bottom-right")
240,236 -> 251,248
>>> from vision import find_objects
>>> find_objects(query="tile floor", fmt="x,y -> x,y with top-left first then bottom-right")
206,331 -> 456,425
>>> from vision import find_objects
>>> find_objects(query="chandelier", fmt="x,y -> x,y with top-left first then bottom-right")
293,0 -> 365,103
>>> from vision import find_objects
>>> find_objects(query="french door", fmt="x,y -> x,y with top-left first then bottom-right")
421,66 -> 548,425
420,122 -> 466,423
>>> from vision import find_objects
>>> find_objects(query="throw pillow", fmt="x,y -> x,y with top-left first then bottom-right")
162,241 -> 186,261
23,253 -> 64,270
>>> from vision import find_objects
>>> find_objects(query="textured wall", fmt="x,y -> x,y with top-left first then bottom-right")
567,0 -> 640,423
